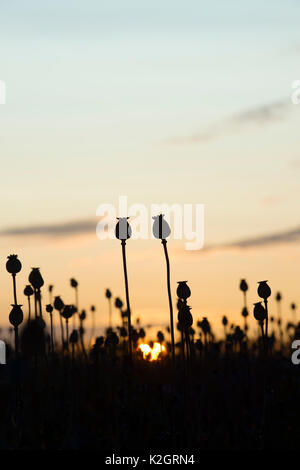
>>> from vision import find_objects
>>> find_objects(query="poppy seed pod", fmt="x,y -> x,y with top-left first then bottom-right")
242,307 -> 249,318
29,268 -> 44,289
61,305 -> 73,319
222,315 -> 228,326
6,254 -> 22,274
48,285 -> 53,293
176,281 -> 191,300
70,278 -> 78,288
54,296 -> 64,311
70,330 -> 78,344
239,279 -> 248,292
200,317 -> 211,335
152,214 -> 171,240
276,292 -> 282,302
46,304 -> 53,313
115,297 -> 123,309
257,281 -> 271,300
105,289 -> 112,299
177,298 -> 184,311
177,304 -> 193,329
79,310 -> 86,321
9,304 -> 23,327
115,217 -> 132,240
253,302 -> 267,322
24,285 -> 34,297
91,305 -> 95,312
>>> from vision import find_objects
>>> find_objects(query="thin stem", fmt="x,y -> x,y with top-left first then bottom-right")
121,240 -> 132,360
108,297 -> 112,328
59,311 -> 64,347
14,326 -> 19,356
27,296 -> 31,322
264,299 -> 269,354
50,313 -> 54,353
73,287 -> 78,329
34,289 -> 38,319
66,319 -> 69,350
12,274 -> 17,304
37,289 -> 43,317
161,239 -> 175,364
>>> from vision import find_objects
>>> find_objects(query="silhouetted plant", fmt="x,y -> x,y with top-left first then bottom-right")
46,303 -> 54,353
48,284 -> 54,303
105,289 -> 112,327
54,295 -> 65,347
70,329 -> 78,360
6,254 -> 22,304
176,281 -> 191,301
291,303 -> 297,323
79,309 -> 87,358
253,301 -> 267,350
115,217 -> 133,360
29,268 -> 44,318
257,280 -> 271,346
24,284 -> 34,322
222,315 -> 228,338
152,214 -> 175,363
9,304 -> 23,354
70,278 -> 79,328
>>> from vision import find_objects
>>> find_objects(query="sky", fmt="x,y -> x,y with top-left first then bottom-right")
0,0 -> 300,338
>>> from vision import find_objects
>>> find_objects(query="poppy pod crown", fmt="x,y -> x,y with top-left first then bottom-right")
54,296 -> 64,311
70,278 -> 78,288
24,285 -> 34,297
115,217 -> 132,240
9,304 -> 23,327
29,268 -> 44,289
70,330 -> 78,344
222,315 -> 228,326
253,302 -> 266,322
105,289 -> 112,299
6,254 -> 22,275
242,306 -> 249,318
152,214 -> 171,240
61,305 -> 73,319
176,281 -> 191,300
177,304 -> 193,329
257,280 -> 271,300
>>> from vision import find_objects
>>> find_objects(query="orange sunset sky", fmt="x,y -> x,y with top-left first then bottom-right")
1,0 -> 300,338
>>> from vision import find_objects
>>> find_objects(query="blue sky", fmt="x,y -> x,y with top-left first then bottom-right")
1,0 -> 300,236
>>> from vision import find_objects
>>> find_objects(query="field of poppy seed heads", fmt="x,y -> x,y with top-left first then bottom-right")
0,218 -> 300,451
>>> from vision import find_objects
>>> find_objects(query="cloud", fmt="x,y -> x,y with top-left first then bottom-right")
202,225 -> 300,252
167,99 -> 290,145
0,218 -> 97,237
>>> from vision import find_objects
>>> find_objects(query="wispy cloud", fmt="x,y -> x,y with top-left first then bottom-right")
167,99 -> 290,145
201,225 -> 300,252
0,219 -> 97,237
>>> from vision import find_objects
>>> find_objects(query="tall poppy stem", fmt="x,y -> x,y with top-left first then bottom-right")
12,274 -> 17,304
108,297 -> 112,328
50,313 -> 54,353
161,239 -> 175,364
59,311 -> 64,347
66,319 -> 69,350
14,326 -> 19,356
34,289 -> 38,318
27,296 -> 31,322
264,299 -> 269,353
121,240 -> 132,360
